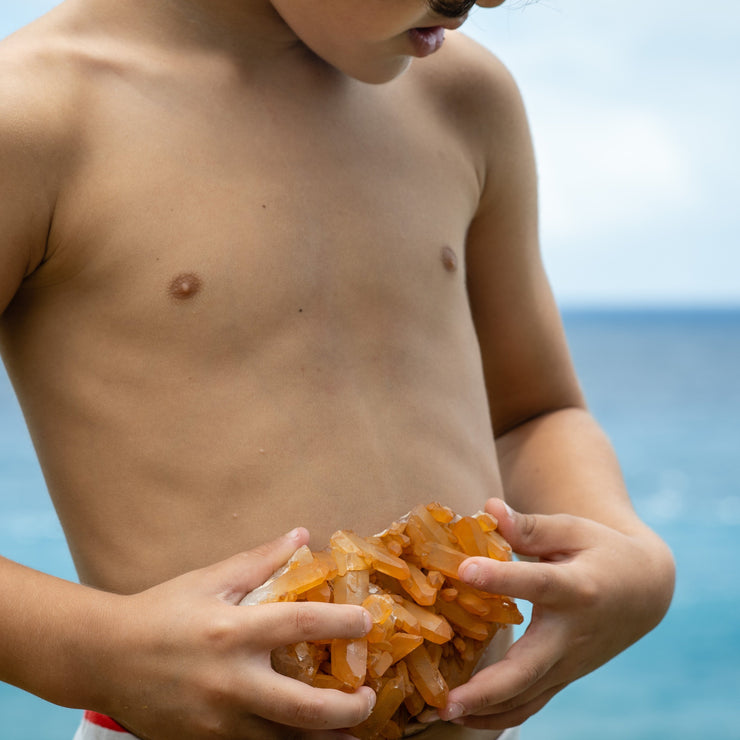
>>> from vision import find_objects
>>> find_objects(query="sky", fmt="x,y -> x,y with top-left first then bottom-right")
2,1 -> 738,307
463,0 -> 740,306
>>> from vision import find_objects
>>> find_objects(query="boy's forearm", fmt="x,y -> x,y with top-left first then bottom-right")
0,555 -> 120,710
495,405 -> 650,535
448,409 -> 675,727
494,404 -> 675,615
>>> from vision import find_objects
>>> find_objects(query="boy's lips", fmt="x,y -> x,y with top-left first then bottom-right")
407,26 -> 448,57
407,15 -> 467,58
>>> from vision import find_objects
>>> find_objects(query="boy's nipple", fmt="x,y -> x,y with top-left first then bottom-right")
440,246 -> 458,273
168,272 -> 202,300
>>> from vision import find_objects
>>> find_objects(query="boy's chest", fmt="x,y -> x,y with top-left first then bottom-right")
29,80 -> 483,345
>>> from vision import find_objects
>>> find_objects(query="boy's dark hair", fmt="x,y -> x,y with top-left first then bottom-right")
429,0 -> 537,17
428,0 -> 478,18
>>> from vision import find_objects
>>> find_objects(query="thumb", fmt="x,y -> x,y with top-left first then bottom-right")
204,527 -> 310,603
485,498 -> 581,559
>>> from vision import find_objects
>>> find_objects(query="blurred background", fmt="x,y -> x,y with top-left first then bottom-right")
2,1 -> 739,738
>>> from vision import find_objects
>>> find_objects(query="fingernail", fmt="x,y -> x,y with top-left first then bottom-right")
286,527 -> 303,541
503,501 -> 515,517
363,610 -> 373,635
445,702 -> 465,721
366,687 -> 377,713
417,708 -> 439,723
461,563 -> 479,584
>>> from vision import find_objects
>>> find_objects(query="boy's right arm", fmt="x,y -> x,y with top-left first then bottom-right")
0,67 -> 373,739
0,66 -> 53,317
0,532 -> 375,738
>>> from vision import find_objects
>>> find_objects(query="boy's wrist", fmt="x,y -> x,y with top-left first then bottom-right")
65,589 -> 134,714
0,558 -> 129,712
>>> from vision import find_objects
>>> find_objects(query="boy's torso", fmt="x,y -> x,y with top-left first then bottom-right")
0,7 -> 504,599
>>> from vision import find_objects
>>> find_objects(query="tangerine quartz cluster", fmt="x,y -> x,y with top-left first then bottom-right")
241,503 -> 523,739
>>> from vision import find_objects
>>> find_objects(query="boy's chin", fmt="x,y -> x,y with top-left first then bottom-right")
333,56 -> 414,85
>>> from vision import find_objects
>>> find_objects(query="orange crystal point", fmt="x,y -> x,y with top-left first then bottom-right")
404,645 -> 449,709
331,638 -> 368,689
435,599 -> 491,641
404,687 -> 426,718
313,550 -> 339,579
239,547 -> 330,605
332,530 -> 410,580
388,599 -> 421,636
451,516 -> 490,557
333,569 -> 370,606
481,596 -> 525,625
399,562 -> 439,606
363,594 -> 396,644
418,541 -> 468,579
427,570 -> 445,590
426,502 -> 455,523
303,581 -> 332,603
271,641 -> 322,685
312,672 -> 351,691
398,598 -> 454,645
473,511 -> 498,532
483,528 -> 513,561
388,632 -> 424,663
408,505 -> 457,548
362,593 -> 395,624
367,647 -> 394,679
456,589 -> 491,618
350,674 -> 406,739
365,536 -> 412,580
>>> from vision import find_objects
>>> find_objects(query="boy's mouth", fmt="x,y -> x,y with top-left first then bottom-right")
407,26 -> 447,57
408,14 -> 467,58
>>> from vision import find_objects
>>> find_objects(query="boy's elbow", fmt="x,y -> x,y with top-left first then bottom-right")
636,528 -> 676,633
652,534 -> 677,624
492,400 -> 590,441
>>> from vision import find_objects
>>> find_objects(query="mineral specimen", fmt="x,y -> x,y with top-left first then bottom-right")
240,503 -> 523,739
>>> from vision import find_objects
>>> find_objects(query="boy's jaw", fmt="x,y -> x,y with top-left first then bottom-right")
262,2 -> 472,86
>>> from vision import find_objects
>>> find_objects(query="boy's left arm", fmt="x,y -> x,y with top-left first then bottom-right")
441,50 -> 675,729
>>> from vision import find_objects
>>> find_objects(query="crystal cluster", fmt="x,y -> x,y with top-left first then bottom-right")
241,503 -> 523,739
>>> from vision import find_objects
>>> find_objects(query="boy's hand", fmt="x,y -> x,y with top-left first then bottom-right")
97,528 -> 374,740
440,498 -> 674,731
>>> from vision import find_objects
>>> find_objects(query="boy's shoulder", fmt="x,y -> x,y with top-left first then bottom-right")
406,31 -> 529,163
0,7 -> 146,156
415,30 -> 520,101
0,6 -> 135,185
0,13 -> 94,286
0,15 -> 88,161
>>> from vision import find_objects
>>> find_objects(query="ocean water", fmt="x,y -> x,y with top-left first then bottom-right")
1,309 -> 739,739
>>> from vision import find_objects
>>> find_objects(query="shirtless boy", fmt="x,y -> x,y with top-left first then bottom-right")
0,1 -> 675,738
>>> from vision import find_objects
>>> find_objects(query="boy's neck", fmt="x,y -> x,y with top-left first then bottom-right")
81,0 -> 307,63
157,0 -> 295,49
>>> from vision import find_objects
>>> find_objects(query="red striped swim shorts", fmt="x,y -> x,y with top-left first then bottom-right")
73,711 -> 136,739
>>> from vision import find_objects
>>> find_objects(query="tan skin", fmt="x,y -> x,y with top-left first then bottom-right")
0,0 -> 674,738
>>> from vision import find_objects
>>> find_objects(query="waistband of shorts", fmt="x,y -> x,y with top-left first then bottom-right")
83,712 -> 129,733
81,710 -> 520,739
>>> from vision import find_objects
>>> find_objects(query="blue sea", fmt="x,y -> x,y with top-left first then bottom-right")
1,309 -> 739,739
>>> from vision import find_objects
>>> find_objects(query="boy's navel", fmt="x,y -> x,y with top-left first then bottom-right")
168,272 -> 202,300
440,246 -> 458,273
